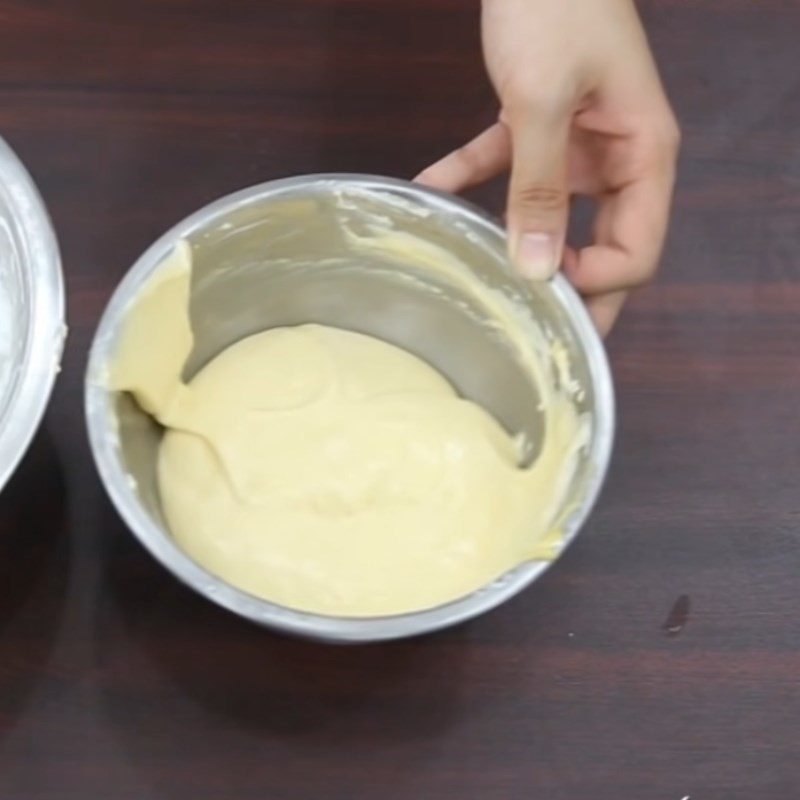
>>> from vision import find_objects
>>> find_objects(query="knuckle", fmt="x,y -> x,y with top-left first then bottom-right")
660,114 -> 682,154
503,78 -> 574,119
636,257 -> 661,286
647,111 -> 682,164
515,184 -> 567,211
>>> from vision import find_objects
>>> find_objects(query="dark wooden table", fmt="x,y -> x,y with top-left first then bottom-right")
0,1 -> 798,798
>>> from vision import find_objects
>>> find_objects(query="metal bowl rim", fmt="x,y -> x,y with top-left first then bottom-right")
0,137 -> 66,493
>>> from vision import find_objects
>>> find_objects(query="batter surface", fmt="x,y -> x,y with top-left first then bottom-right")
110,238 -> 586,617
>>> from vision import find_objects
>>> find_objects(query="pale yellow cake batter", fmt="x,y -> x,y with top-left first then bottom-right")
110,236 -> 586,617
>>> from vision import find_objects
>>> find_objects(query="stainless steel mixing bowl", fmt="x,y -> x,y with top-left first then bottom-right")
86,174 -> 614,643
0,137 -> 65,493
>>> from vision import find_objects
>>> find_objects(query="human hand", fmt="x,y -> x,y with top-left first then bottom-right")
416,0 -> 679,335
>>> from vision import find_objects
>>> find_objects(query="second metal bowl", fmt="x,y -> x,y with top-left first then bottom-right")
0,137 -> 65,494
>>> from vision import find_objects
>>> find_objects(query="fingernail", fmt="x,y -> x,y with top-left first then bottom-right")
516,232 -> 557,281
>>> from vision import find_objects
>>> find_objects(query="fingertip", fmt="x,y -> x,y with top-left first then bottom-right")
585,290 -> 628,338
413,163 -> 448,191
512,231 -> 561,281
414,159 -> 450,187
564,244 -> 636,295
415,123 -> 512,195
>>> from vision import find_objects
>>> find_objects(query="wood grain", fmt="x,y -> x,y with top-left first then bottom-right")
0,1 -> 798,798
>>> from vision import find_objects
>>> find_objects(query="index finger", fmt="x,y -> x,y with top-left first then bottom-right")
414,122 -> 511,194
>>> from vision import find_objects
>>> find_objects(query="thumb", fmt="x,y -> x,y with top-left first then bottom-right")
505,110 -> 570,281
